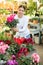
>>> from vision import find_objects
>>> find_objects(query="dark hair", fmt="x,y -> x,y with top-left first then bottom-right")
18,5 -> 25,10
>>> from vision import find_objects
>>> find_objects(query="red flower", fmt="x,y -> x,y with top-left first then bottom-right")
24,38 -> 34,45
0,40 -> 4,43
5,40 -> 11,45
16,48 -> 23,58
17,47 -> 28,57
23,48 -> 29,56
13,37 -> 25,45
23,48 -> 28,53
19,47 -> 25,53
17,52 -> 22,58
24,52 -> 29,56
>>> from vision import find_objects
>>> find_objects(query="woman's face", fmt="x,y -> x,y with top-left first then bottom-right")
18,7 -> 24,17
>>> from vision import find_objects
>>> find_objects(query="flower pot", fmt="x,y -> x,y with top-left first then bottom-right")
33,20 -> 38,24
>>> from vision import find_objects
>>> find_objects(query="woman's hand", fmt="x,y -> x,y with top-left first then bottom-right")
11,27 -> 18,32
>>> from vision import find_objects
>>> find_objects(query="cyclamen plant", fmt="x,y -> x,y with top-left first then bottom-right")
6,14 -> 18,28
31,53 -> 40,65
0,41 -> 9,60
6,55 -> 18,65
0,42 -> 9,54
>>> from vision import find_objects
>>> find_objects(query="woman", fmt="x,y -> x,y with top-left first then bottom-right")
12,5 -> 30,38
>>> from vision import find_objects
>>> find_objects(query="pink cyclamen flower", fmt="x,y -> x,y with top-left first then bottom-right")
0,44 -> 9,54
7,14 -> 16,23
0,48 -> 5,54
7,60 -> 18,65
0,40 -> 4,45
32,53 -> 40,63
12,55 -> 16,60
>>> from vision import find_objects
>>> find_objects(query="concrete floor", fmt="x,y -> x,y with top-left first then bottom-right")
34,44 -> 43,65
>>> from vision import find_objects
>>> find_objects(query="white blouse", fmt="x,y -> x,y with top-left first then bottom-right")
14,15 -> 30,38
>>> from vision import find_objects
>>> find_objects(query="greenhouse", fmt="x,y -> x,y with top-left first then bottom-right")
0,0 -> 43,65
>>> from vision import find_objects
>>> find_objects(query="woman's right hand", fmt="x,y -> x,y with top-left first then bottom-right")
11,27 -> 18,32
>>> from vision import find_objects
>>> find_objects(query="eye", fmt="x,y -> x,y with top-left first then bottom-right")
19,9 -> 24,12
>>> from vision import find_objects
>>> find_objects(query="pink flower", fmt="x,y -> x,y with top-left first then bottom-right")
0,42 -> 4,45
0,43 -> 9,54
6,55 -> 18,65
7,14 -> 16,23
12,55 -> 16,60
2,44 -> 9,50
0,48 -> 5,54
32,53 -> 40,63
7,60 -> 18,65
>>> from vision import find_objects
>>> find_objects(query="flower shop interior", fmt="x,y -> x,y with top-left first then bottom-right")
0,0 -> 43,65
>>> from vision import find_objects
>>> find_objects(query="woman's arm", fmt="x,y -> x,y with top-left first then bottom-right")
11,27 -> 18,32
